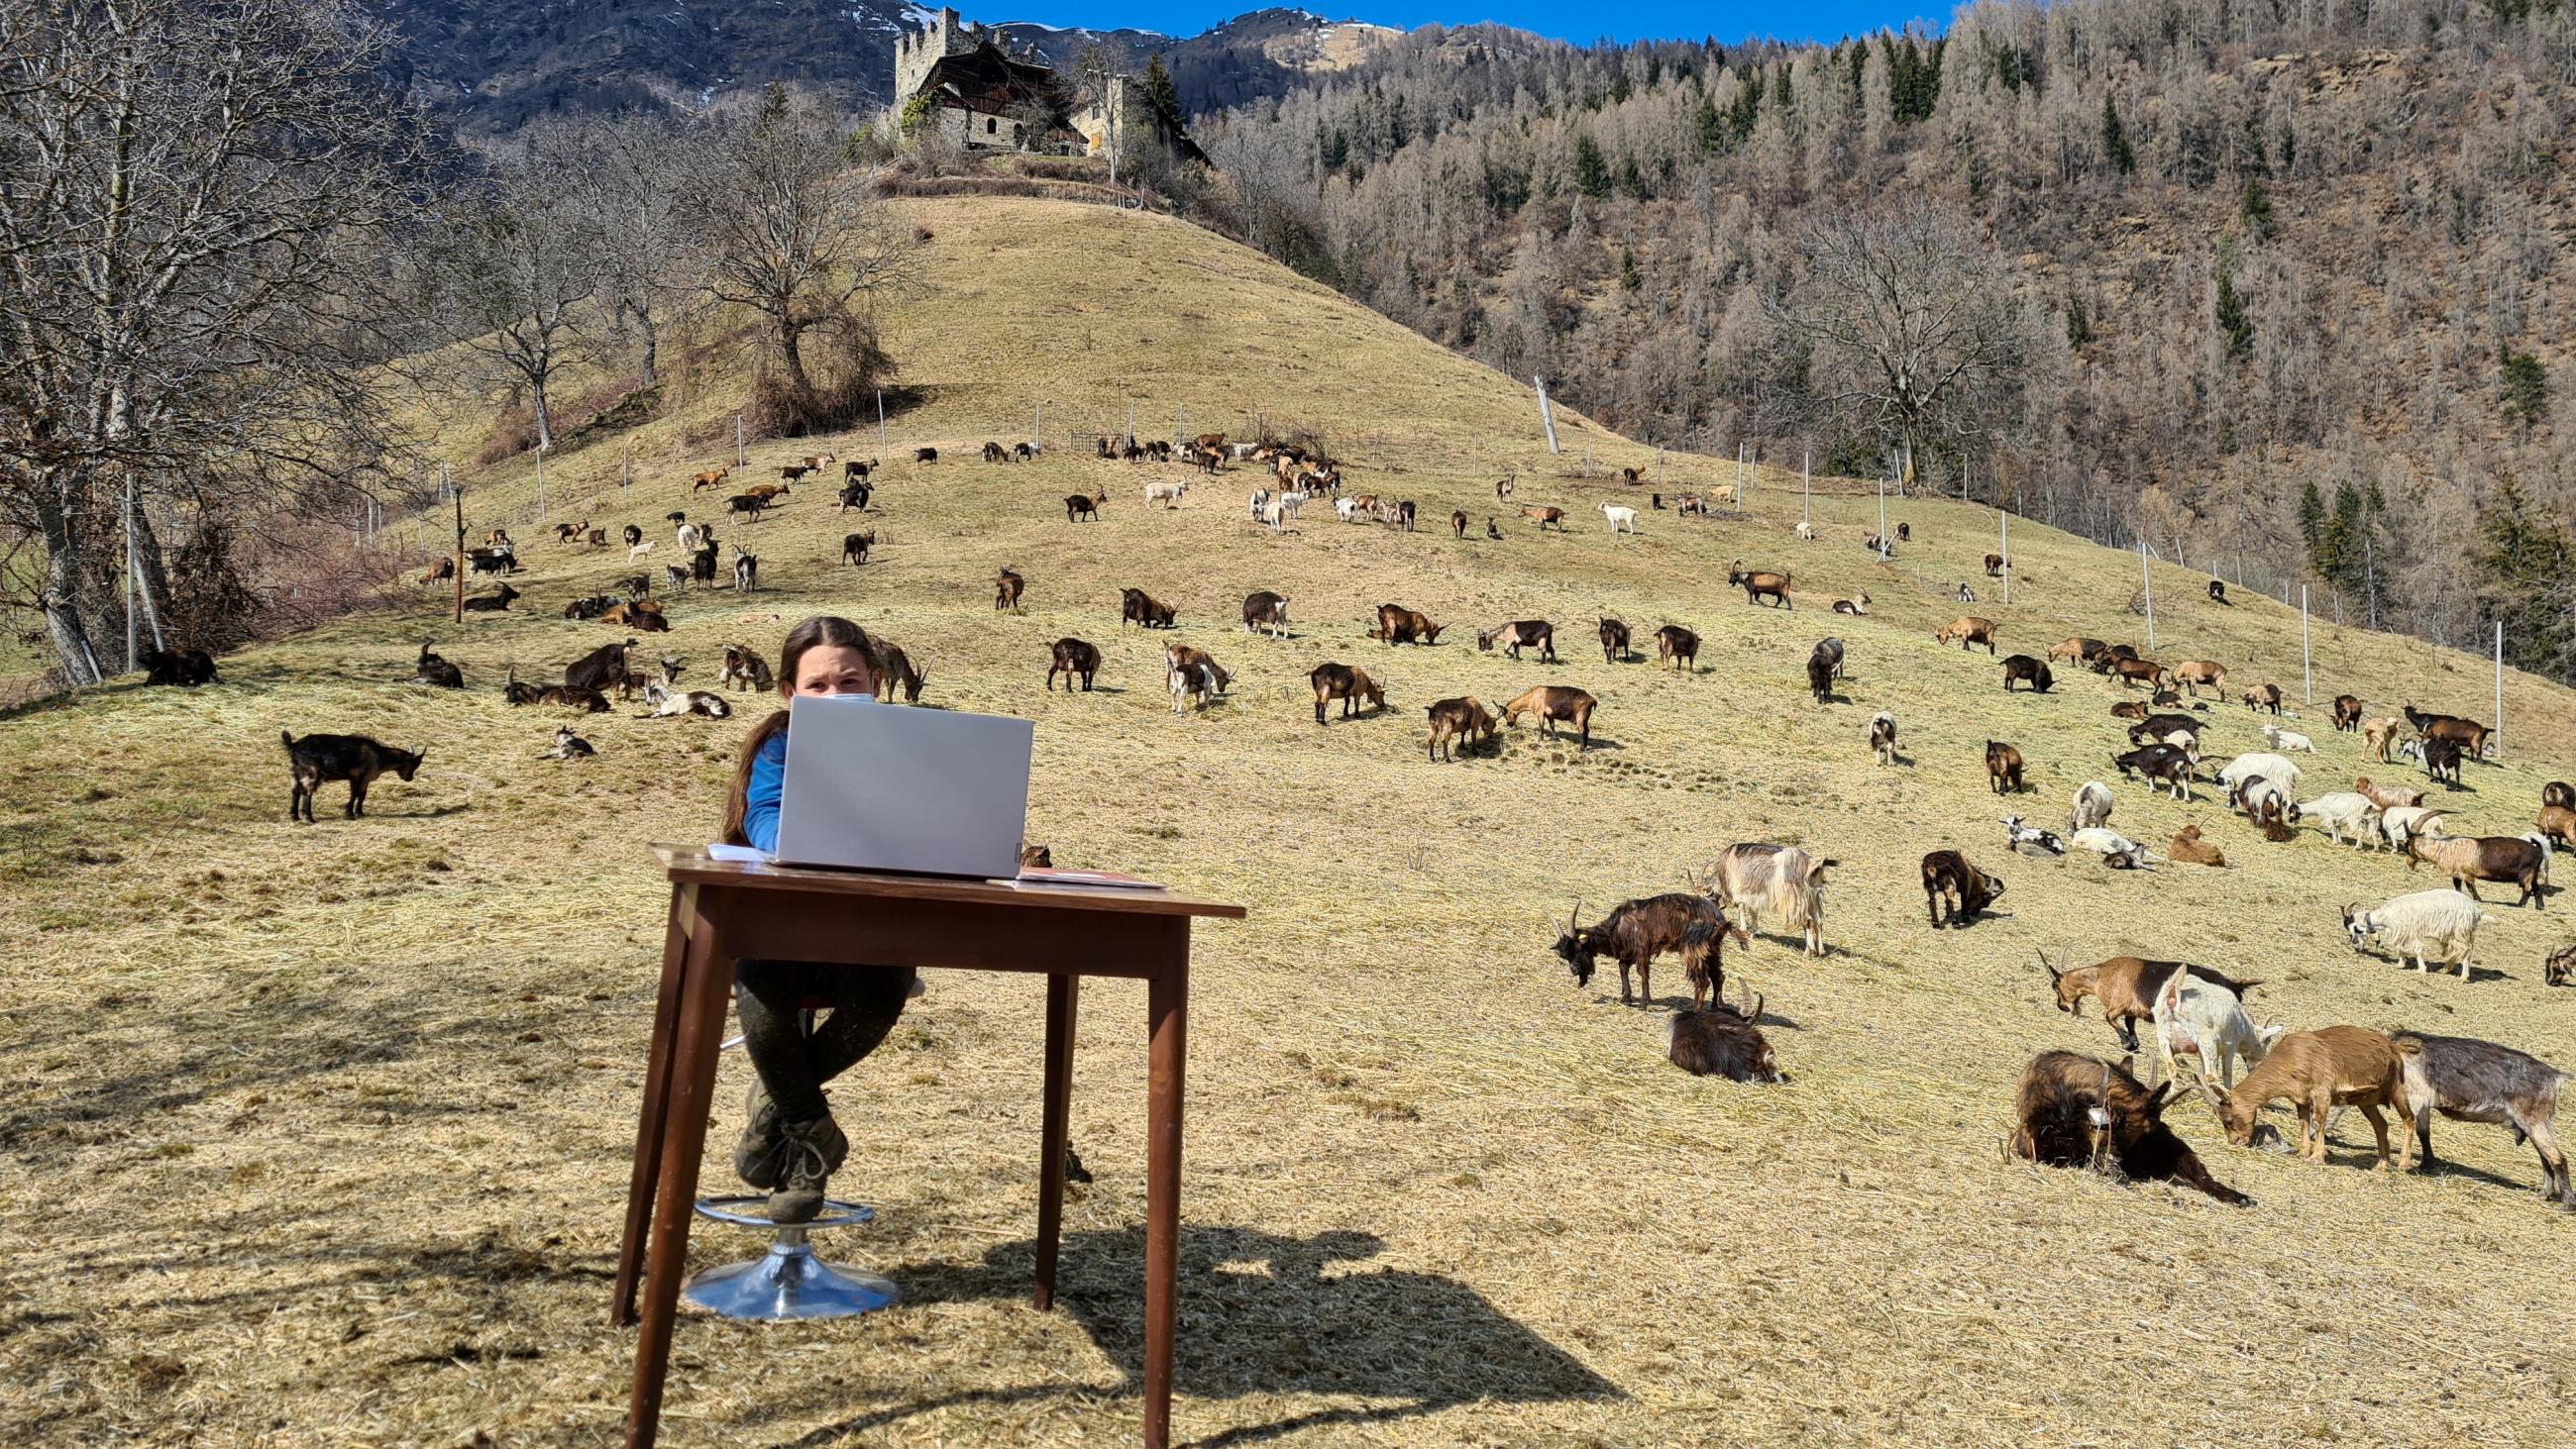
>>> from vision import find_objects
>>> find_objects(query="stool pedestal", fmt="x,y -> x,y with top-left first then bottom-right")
683,1196 -> 899,1320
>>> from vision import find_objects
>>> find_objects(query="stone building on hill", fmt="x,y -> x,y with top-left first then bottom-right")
894,8 -> 1202,167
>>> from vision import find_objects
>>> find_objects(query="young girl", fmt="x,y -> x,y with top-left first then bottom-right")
720,615 -> 917,1223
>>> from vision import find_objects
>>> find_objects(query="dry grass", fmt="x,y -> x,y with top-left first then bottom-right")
7,198 -> 2576,1447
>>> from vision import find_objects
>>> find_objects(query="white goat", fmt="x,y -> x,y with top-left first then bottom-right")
2219,752 -> 2304,797
2379,805 -> 2447,853
640,681 -> 733,719
1335,497 -> 1361,523
1145,478 -> 1188,509
2298,791 -> 2381,848
2262,723 -> 2316,753
1794,519 -> 1815,541
1694,843 -> 1831,957
2344,888 -> 2489,977
628,540 -> 655,562
2070,780 -> 2114,833
1601,504 -> 1638,534
2151,968 -> 2283,1089
2071,826 -> 2153,869
676,521 -> 705,553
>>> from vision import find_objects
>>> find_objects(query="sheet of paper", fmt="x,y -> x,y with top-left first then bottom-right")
1013,867 -> 1165,890
705,842 -> 774,865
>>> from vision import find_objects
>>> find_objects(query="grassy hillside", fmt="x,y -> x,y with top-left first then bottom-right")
7,197 -> 2575,1447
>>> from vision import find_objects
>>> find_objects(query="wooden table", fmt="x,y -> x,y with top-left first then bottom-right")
612,846 -> 1243,1448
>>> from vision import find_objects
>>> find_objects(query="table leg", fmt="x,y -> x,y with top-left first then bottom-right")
613,884 -> 696,1326
1034,971 -> 1078,1311
623,909 -> 731,1449
1142,957 -> 1188,1449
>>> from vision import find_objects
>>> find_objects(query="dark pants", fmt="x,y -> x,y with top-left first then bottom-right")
733,960 -> 913,1122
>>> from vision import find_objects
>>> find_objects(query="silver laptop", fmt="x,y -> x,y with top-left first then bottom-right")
774,694 -> 1034,879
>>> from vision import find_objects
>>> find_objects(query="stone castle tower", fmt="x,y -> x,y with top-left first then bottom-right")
894,8 -> 989,101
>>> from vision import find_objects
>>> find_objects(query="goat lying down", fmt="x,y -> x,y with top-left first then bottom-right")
639,681 -> 733,719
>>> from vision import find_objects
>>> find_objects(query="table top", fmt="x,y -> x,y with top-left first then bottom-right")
651,845 -> 1246,920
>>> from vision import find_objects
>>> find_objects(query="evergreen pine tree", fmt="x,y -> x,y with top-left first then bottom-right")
2215,272 -> 2254,359
2101,95 -> 2136,174
1574,134 -> 1612,199
2297,480 -> 2325,548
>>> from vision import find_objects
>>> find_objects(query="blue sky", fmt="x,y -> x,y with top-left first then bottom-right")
1003,3 -> 1952,46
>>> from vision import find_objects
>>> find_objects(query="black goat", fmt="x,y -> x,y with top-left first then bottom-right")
1666,983 -> 1784,1083
2010,1052 -> 2250,1205
280,731 -> 424,822
412,642 -> 463,688
139,647 -> 219,686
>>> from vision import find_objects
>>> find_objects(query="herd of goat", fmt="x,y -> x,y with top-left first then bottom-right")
147,428 -> 2576,1217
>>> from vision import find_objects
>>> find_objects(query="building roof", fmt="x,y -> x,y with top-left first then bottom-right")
916,46 -> 1063,115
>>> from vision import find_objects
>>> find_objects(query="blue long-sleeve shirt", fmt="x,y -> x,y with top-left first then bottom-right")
742,730 -> 790,854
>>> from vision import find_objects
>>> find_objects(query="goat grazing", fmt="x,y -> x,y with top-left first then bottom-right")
2050,636 -> 2106,665
2070,780 -> 2114,833
2152,967 -> 2282,1090
1373,604 -> 1441,646
1425,695 -> 1497,762
1240,590 -> 1289,638
1922,849 -> 2003,929
2010,1052 -> 2251,1205
1046,638 -> 1101,692
2390,1033 -> 2573,1207
2000,655 -> 2053,692
1502,685 -> 1597,751
2298,792 -> 2382,848
2405,704 -> 2493,761
1667,981 -> 1783,1082
1310,663 -> 1385,724
2112,744 -> 2197,799
1165,643 -> 1232,715
2333,694 -> 2364,732
1935,616 -> 1997,654
994,567 -> 1025,611
2378,805 -> 2447,854
1553,894 -> 1738,1008
280,732 -> 424,823
2537,804 -> 2576,852
2355,776 -> 2425,812
2171,660 -> 2226,696
2407,830 -> 2549,907
2203,1026 -> 2415,1171
1121,587 -> 1178,629
2039,953 -> 2261,1055
2242,682 -> 2285,715
1806,641 -> 1841,703
867,639 -> 929,703
2345,889 -> 2490,976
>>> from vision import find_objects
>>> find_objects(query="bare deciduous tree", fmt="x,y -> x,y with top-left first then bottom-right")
688,84 -> 913,394
0,0 -> 428,683
414,138 -> 604,454
1765,205 -> 2045,493
562,113 -> 695,389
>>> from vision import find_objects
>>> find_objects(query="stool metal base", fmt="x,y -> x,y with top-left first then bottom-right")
684,1196 -> 899,1320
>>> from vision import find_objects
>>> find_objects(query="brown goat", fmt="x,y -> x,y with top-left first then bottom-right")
995,568 -> 1024,611
2354,776 -> 2425,812
1424,695 -> 1496,761
2010,1052 -> 2250,1205
2049,636 -> 2105,664
1310,663 -> 1385,724
1520,504 -> 1567,532
2167,824 -> 2226,868
2406,704 -> 2491,759
1047,638 -> 1101,692
1667,980 -> 1782,1082
1502,685 -> 1597,751
2242,682 -> 2285,714
1729,561 -> 1792,608
1986,740 -> 2026,794
2171,660 -> 2226,696
1656,625 -> 1699,672
1552,894 -> 1735,1008
2545,781 -> 2576,810
2407,831 -> 2550,906
2040,953 -> 2260,1054
2202,1026 -> 2415,1171
2113,657 -> 2167,689
2332,694 -> 2364,732
1936,616 -> 1996,654
1373,603 -> 1443,646
1922,849 -> 2002,929
1120,586 -> 1177,629
1598,617 -> 1632,664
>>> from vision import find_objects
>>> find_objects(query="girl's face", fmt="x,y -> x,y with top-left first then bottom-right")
789,645 -> 876,698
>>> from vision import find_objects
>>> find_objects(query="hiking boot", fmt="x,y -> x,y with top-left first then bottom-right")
766,1112 -> 849,1224
733,1078 -> 785,1190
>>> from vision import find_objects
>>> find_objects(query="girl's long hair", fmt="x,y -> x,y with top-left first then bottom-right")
721,615 -> 877,845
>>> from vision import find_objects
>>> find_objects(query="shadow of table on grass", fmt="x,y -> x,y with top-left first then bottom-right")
769,1224 -> 1619,1446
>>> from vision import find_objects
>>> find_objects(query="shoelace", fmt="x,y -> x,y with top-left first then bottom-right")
772,1125 -> 834,1186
